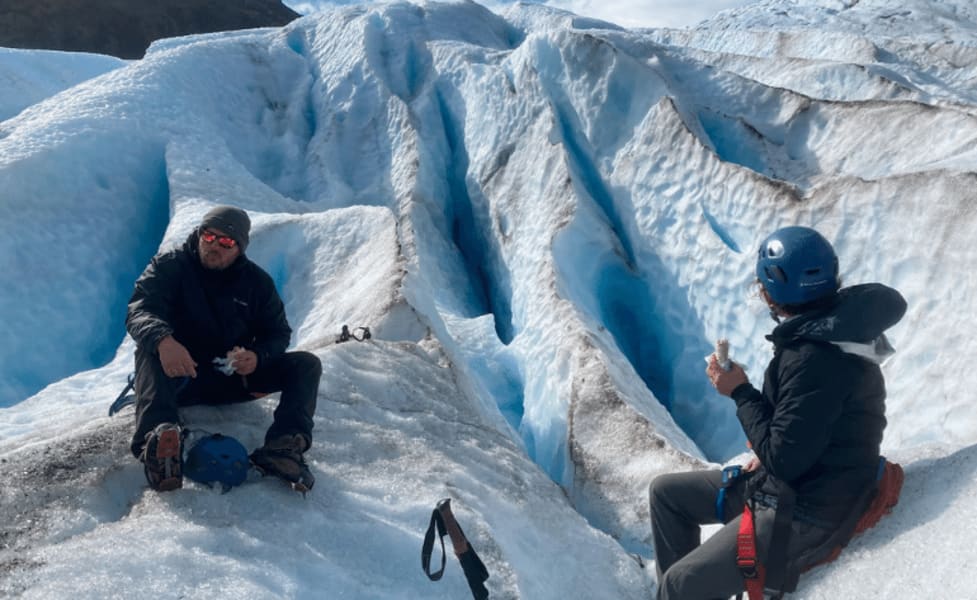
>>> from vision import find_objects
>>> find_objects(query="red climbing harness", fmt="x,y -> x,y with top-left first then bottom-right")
736,502 -> 766,600
734,458 -> 904,598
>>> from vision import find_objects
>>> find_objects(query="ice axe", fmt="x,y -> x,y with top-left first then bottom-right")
108,372 -> 136,416
421,498 -> 489,599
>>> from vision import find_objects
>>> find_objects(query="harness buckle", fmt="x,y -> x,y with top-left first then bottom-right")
716,464 -> 745,521
737,557 -> 759,579
722,464 -> 743,485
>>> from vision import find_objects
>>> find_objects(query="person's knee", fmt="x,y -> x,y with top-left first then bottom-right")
134,344 -> 164,379
657,563 -> 690,600
292,351 -> 321,378
649,472 -> 685,507
660,557 -> 726,600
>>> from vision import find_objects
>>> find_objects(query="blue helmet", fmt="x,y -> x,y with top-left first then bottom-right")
184,433 -> 250,491
756,226 -> 839,306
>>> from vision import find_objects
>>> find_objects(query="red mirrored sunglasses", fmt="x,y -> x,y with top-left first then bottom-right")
200,229 -> 237,249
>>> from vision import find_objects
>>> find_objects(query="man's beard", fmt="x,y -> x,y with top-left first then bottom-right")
201,251 -> 227,270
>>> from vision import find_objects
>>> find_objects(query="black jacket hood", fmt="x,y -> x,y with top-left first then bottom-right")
769,283 -> 907,362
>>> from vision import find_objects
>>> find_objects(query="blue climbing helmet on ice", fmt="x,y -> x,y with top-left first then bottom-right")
756,225 -> 840,306
183,433 -> 250,491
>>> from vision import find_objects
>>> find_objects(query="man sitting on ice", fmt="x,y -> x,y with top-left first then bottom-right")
125,205 -> 321,492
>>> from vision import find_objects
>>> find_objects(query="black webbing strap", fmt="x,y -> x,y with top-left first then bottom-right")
422,499 -> 490,599
764,481 -> 797,594
422,508 -> 447,581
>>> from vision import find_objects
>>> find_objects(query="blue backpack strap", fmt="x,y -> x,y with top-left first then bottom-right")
716,464 -> 744,522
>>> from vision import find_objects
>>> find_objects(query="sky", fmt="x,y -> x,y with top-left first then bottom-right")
285,0 -> 760,29
2,0 -> 977,597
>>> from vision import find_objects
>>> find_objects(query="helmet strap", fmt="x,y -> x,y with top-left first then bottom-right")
759,284 -> 783,323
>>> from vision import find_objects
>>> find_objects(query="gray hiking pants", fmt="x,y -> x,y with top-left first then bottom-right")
649,470 -> 834,600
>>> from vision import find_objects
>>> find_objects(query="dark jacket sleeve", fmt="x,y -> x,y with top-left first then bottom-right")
249,268 -> 291,366
126,253 -> 180,352
731,344 -> 847,484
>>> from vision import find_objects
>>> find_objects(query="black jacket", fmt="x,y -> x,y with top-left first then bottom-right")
126,231 -> 291,368
731,283 -> 907,524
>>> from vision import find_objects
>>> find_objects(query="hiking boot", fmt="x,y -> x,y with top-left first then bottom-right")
140,423 -> 183,492
250,434 -> 314,492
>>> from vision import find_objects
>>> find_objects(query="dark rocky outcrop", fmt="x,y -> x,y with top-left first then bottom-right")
0,0 -> 300,59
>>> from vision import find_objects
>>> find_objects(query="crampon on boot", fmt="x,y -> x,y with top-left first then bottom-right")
140,423 -> 183,492
250,434 -> 315,493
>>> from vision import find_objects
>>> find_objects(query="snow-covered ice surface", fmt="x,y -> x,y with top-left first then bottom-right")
0,48 -> 125,123
1,0 -> 976,597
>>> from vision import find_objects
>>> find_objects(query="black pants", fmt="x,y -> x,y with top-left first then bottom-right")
130,344 -> 321,457
649,470 -> 833,600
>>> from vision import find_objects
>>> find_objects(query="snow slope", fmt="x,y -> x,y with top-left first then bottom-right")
1,0 -> 976,597
0,48 -> 124,122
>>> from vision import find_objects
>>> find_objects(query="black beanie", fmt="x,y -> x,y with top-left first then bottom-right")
200,206 -> 251,252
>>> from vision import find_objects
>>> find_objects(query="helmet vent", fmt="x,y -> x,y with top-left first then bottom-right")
765,239 -> 784,257
765,265 -> 788,282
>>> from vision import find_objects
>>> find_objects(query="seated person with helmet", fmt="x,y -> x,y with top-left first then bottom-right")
649,226 -> 906,599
